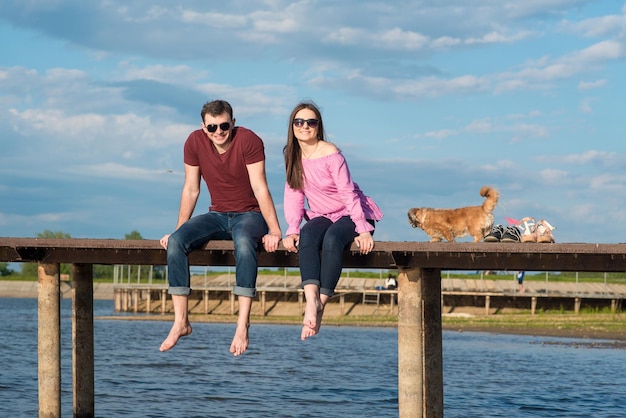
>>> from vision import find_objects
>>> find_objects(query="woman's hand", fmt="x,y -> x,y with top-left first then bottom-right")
282,234 -> 299,253
354,232 -> 374,255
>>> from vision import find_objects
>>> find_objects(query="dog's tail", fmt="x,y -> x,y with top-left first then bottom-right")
480,186 -> 499,214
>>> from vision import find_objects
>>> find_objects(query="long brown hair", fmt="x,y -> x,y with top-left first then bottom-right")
283,102 -> 326,190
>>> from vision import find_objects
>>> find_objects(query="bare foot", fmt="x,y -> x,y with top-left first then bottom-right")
301,304 -> 324,341
159,321 -> 192,351
303,297 -> 323,329
229,322 -> 250,356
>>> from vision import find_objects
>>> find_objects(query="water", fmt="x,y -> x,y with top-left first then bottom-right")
0,299 -> 624,417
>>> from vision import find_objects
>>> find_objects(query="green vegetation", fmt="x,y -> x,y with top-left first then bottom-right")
0,262 -> 15,276
441,311 -> 626,338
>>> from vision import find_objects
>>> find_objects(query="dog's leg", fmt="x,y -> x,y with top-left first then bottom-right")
442,231 -> 456,242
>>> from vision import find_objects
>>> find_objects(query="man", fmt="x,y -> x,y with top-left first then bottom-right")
159,100 -> 282,356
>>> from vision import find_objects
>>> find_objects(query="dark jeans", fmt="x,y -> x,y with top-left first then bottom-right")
166,211 -> 268,297
299,216 -> 374,297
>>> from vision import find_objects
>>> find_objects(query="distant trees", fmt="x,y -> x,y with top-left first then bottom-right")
20,230 -> 72,277
0,262 -> 14,276
18,229 -> 165,280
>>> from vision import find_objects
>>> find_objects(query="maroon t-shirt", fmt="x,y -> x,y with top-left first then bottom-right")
184,126 -> 265,212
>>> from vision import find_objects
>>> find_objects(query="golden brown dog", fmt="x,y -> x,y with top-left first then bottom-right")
408,186 -> 499,242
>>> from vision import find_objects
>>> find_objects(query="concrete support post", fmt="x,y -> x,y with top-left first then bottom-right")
38,262 -> 61,418
531,297 -> 537,315
397,267 -> 444,418
422,268 -> 444,417
397,266 -> 422,418
485,295 -> 491,315
261,291 -> 267,316
114,289 -> 121,312
146,290 -> 151,314
133,289 -> 138,313
72,263 -> 94,418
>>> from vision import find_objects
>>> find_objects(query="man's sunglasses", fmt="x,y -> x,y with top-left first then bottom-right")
293,118 -> 319,128
205,122 -> 231,133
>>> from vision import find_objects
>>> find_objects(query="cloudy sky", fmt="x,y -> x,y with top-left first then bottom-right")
1,1 -> 625,246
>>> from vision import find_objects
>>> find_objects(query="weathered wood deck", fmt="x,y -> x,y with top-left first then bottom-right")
2,237 -> 626,418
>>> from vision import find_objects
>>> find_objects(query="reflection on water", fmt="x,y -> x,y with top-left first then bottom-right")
0,298 -> 624,417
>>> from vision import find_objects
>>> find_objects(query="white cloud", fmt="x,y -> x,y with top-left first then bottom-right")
561,9 -> 626,37
559,150 -> 619,166
465,119 -> 492,133
120,63 -> 206,83
578,79 -> 606,90
64,162 -> 180,181
578,98 -> 593,114
180,10 -> 247,28
539,168 -> 569,182
394,75 -> 489,98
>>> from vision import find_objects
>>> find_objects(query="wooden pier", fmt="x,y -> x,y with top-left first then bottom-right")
112,275 -> 625,316
2,237 -> 626,418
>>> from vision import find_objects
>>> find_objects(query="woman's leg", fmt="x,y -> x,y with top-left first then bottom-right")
298,217 -> 333,339
319,216 -> 359,296
298,217 -> 333,288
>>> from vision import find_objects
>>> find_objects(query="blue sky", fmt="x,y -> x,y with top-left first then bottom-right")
1,1 -> 625,246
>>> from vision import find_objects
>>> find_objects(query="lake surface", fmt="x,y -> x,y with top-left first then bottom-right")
0,298 -> 624,417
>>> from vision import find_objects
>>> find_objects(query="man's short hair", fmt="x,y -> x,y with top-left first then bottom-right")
201,100 -> 233,120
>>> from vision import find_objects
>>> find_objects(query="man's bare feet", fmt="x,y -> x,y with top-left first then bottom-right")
229,322 -> 250,356
159,321 -> 192,351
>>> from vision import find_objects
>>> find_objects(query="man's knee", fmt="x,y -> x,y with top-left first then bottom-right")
167,233 -> 187,256
233,235 -> 259,254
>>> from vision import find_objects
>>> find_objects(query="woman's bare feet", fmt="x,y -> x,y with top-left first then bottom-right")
301,299 -> 324,340
159,321 -> 192,351
229,322 -> 250,356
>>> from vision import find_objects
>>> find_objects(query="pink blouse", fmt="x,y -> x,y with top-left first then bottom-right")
284,151 -> 383,236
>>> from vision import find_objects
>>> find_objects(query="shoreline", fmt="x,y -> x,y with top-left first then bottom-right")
97,311 -> 626,345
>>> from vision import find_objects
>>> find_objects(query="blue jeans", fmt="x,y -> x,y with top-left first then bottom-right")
166,211 -> 268,298
299,216 -> 374,297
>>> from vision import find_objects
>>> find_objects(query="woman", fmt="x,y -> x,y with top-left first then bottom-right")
282,102 -> 383,340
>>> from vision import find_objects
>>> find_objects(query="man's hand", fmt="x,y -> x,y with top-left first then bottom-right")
160,234 -> 171,250
262,233 -> 282,253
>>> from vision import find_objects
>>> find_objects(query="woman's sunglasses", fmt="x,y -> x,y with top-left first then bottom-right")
205,122 -> 231,133
293,118 -> 319,128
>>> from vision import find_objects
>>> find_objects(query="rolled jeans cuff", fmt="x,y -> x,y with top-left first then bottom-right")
301,279 -> 320,288
168,286 -> 191,296
234,286 -> 256,298
320,287 -> 335,297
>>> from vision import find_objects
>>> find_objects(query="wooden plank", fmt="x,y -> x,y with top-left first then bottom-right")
3,238 -> 626,271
